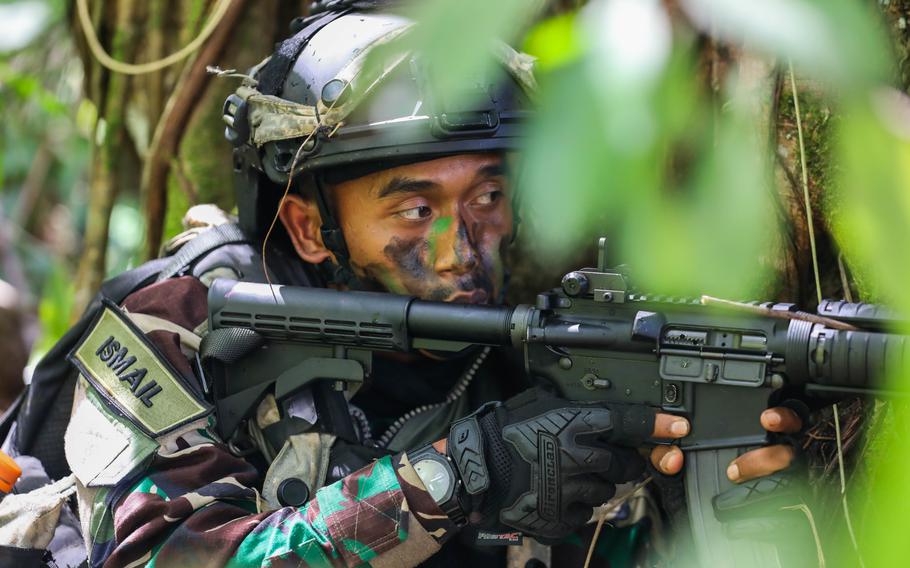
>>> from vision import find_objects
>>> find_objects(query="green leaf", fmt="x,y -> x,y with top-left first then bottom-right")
523,11 -> 584,71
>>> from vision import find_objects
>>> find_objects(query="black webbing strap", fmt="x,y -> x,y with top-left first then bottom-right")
155,224 -> 251,283
0,389 -> 25,446
311,173 -> 364,289
257,10 -> 345,96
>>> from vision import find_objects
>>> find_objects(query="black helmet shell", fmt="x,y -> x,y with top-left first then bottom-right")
224,7 -> 534,239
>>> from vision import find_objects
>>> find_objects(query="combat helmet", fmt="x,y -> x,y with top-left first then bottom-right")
223,0 -> 536,285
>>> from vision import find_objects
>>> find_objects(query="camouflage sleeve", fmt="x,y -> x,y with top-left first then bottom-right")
103,445 -> 429,567
392,452 -> 458,543
69,277 -> 447,567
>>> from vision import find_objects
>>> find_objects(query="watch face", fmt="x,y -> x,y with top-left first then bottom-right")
414,458 -> 453,503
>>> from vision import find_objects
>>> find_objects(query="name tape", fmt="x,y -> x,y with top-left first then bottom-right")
69,302 -> 211,437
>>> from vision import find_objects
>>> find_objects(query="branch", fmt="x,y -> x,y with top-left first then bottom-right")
141,0 -> 249,260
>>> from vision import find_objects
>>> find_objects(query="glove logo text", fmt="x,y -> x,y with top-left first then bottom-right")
538,431 -> 559,521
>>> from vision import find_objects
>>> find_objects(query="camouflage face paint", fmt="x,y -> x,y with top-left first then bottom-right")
382,236 -> 443,298
352,225 -> 501,303
352,236 -> 432,295
355,261 -> 411,295
426,216 -> 453,266
328,154 -> 513,303
453,221 -> 472,267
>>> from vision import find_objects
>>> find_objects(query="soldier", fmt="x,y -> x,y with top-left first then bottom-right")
1,2 -> 803,567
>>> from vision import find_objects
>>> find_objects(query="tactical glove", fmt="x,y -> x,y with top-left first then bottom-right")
447,388 -> 655,540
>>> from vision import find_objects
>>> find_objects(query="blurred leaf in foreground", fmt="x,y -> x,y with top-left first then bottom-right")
522,0 -> 773,297
830,90 -> 910,312
680,0 -> 891,91
394,0 -> 543,107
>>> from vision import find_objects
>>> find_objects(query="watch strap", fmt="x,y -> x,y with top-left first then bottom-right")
410,445 -> 467,526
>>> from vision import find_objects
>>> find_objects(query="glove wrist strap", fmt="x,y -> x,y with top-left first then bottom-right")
448,401 -> 501,498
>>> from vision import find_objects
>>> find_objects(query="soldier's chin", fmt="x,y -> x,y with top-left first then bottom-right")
446,289 -> 489,304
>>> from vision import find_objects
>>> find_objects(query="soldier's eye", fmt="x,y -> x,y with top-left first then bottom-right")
398,205 -> 432,220
473,190 -> 502,206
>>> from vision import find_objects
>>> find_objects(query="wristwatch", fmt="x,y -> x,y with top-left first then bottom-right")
409,444 -> 467,526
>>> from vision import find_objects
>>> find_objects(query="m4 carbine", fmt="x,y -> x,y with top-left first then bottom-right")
204,239 -> 906,566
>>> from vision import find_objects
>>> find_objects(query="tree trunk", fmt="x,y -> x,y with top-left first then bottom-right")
68,0 -> 310,316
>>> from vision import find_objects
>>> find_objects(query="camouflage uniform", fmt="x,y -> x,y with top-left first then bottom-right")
64,276 -> 457,567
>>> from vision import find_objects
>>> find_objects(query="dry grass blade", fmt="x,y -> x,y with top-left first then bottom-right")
833,403 -> 866,568
780,502 -> 826,568
583,477 -> 652,568
787,60 -> 822,305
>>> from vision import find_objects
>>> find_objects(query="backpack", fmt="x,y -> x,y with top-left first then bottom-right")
0,223 -> 253,567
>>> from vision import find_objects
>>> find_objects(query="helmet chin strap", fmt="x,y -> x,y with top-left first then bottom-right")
312,173 -> 364,289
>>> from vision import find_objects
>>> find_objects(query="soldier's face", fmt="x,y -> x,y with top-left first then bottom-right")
333,153 -> 513,302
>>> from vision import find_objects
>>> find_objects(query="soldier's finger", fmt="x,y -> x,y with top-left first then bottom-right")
652,413 -> 690,439
760,407 -> 802,434
605,405 -> 656,446
726,444 -> 795,483
650,445 -> 684,475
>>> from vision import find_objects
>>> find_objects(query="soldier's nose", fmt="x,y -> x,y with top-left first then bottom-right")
434,217 -> 478,276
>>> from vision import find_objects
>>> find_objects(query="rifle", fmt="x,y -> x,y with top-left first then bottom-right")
203,238 -> 906,566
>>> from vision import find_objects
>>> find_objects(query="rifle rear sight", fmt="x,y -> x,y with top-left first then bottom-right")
559,237 -> 629,304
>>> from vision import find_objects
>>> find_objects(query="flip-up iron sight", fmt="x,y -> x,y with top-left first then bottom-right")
559,237 -> 629,303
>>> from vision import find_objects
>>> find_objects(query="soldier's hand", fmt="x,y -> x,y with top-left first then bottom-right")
648,414 -> 690,475
447,389 -> 685,541
725,406 -> 802,483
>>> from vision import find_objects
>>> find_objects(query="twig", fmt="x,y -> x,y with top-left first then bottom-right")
75,0 -> 233,75
73,0 -> 139,316
583,477 -> 652,568
700,295 -> 860,331
837,253 -> 854,303
780,503 -> 825,568
259,96 -> 348,302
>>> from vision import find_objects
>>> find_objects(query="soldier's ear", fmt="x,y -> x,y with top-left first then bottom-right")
279,194 -> 334,264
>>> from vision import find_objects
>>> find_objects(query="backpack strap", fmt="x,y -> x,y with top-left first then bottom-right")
155,223 -> 252,283
0,390 -> 25,448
